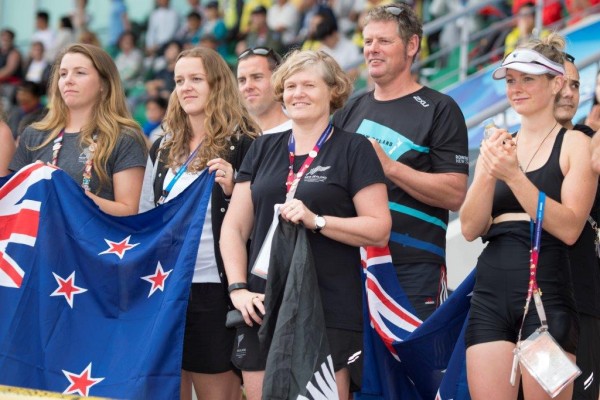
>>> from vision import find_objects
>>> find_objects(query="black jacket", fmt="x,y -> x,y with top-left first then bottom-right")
260,220 -> 335,399
148,133 -> 254,290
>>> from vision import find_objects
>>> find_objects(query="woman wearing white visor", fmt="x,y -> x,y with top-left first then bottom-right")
460,33 -> 597,400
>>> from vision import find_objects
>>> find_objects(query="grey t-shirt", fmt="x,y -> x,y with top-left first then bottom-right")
10,127 -> 147,201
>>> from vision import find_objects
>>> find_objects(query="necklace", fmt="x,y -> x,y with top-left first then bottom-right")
516,122 -> 558,173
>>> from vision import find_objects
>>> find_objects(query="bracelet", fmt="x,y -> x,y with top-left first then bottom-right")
227,282 -> 247,294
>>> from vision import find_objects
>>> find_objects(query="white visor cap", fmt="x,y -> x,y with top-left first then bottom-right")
492,48 -> 565,80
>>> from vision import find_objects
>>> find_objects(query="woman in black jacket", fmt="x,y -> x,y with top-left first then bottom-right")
138,47 -> 260,400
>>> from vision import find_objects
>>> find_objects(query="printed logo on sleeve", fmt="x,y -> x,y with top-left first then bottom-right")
455,155 -> 469,165
412,96 -> 430,108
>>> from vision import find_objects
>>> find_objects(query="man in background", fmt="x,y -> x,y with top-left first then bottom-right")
237,47 -> 291,134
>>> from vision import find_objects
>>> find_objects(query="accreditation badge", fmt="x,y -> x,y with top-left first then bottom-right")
251,204 -> 281,279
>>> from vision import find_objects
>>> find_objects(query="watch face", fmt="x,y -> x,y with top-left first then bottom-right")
316,216 -> 326,229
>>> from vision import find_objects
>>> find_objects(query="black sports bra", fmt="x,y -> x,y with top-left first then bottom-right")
491,128 -> 566,219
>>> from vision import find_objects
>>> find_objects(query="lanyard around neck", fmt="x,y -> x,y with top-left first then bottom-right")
157,142 -> 202,205
285,124 -> 333,200
52,130 -> 97,191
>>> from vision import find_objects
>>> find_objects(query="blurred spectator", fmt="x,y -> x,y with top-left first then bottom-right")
512,0 -> 563,26
70,0 -> 92,36
48,16 -> 76,62
429,0 -> 484,65
142,96 -> 167,145
6,81 -> 47,140
301,8 -> 330,50
0,102 -> 15,176
584,70 -> 600,132
146,40 -> 181,99
31,11 -> 56,62
565,0 -> 600,25
266,0 -> 300,50
145,0 -> 180,57
238,0 -> 272,36
128,40 -> 181,115
177,11 -> 204,48
202,1 -> 229,54
108,0 -> 131,49
297,0 -> 336,43
236,6 -> 282,55
350,0 -> 393,49
330,0 -> 363,36
0,29 -> 23,84
186,0 -> 203,16
78,29 -> 101,47
115,31 -> 144,93
23,42 -> 51,88
467,5 -> 510,69
199,34 -> 219,51
504,2 -> 549,55
309,11 -> 363,80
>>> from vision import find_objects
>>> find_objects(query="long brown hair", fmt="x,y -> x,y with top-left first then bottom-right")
162,47 -> 260,173
33,43 -> 146,191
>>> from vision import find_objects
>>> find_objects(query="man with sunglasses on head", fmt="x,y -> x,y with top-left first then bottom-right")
333,3 -> 468,321
554,55 -> 600,400
237,47 -> 292,134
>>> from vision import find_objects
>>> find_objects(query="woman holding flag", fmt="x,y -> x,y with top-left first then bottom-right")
220,50 -> 391,400
460,34 -> 597,400
9,44 -> 147,216
138,47 -> 259,400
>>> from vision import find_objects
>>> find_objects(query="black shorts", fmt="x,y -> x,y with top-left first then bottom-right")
181,283 -> 238,374
231,325 -> 363,391
394,262 -> 447,321
465,223 -> 579,354
574,314 -> 600,400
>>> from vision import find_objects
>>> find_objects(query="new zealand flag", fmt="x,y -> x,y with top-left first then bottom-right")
358,246 -> 474,400
0,163 -> 213,399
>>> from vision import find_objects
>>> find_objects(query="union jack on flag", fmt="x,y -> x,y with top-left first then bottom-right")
0,163 -> 48,288
358,246 -> 475,400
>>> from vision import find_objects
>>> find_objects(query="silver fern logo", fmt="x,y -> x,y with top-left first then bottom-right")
298,355 -> 339,400
304,165 -> 330,183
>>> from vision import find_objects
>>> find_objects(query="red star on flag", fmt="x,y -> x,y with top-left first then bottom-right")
141,262 -> 172,297
50,271 -> 87,308
62,363 -> 105,397
98,235 -> 139,260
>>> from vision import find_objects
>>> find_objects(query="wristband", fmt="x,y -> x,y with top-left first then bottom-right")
227,282 -> 247,294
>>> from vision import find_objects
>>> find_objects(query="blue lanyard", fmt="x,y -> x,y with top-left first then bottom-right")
157,143 -> 202,205
530,191 -> 546,252
526,191 -> 546,301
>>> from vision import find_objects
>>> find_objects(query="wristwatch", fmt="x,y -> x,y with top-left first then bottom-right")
313,215 -> 326,233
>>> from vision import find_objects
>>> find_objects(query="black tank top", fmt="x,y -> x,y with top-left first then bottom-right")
491,128 -> 566,218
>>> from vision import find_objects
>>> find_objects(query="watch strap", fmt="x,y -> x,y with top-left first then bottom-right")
227,282 -> 248,294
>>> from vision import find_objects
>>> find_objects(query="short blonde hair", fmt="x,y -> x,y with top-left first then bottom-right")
272,50 -> 353,114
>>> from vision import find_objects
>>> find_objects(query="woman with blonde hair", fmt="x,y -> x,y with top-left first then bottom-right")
461,33 -> 597,400
9,43 -> 147,216
220,50 -> 391,399
139,46 -> 260,400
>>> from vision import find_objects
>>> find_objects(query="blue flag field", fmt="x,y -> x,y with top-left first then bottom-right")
0,163 -> 213,399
